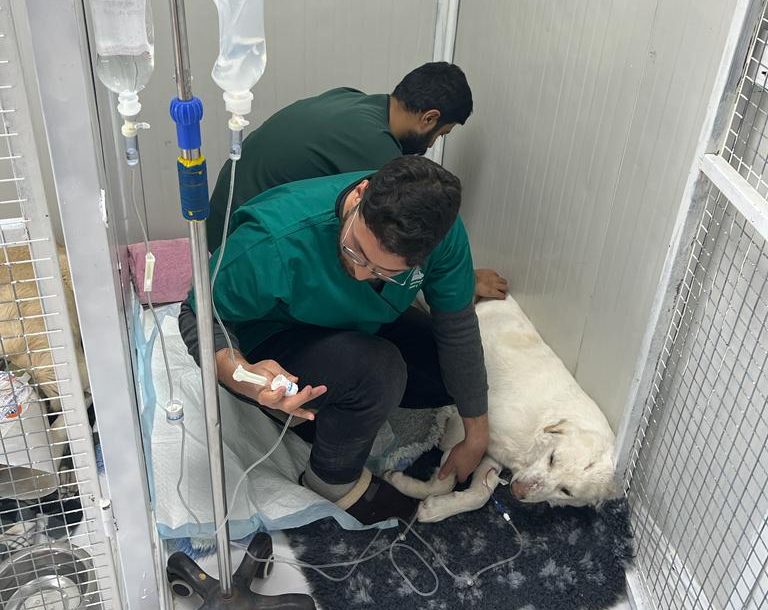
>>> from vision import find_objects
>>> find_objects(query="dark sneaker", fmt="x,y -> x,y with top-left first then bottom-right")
337,470 -> 418,525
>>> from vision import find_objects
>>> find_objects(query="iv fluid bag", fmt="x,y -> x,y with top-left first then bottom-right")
90,0 -> 155,95
211,0 -> 267,94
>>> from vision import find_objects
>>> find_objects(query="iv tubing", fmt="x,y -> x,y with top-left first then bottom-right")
213,415 -> 294,537
129,165 -> 202,527
232,511 -> 523,598
211,158 -> 237,364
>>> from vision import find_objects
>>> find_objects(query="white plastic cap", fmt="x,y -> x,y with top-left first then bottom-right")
271,374 -> 298,396
223,90 -> 254,116
117,91 -> 141,118
165,399 -> 184,423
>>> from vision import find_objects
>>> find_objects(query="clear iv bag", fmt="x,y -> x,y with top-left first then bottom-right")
89,0 -> 155,95
211,0 -> 267,95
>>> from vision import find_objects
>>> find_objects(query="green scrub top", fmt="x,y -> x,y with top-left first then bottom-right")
193,171 -> 475,356
206,88 -> 402,252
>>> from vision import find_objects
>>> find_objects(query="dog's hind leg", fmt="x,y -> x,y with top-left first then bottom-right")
416,456 -> 502,523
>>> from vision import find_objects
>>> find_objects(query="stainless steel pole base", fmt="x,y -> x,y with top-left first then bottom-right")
166,533 -> 316,609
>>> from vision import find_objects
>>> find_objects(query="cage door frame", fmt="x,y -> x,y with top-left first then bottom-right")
616,0 -> 768,607
16,0 -> 164,607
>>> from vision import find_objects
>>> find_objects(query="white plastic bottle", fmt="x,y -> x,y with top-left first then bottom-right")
211,0 -> 267,96
90,0 -> 155,95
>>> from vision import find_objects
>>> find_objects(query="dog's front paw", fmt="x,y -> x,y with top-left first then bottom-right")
416,497 -> 452,523
383,470 -> 406,490
384,470 -> 426,499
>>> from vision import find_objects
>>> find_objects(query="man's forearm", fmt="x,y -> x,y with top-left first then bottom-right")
215,348 -> 246,387
215,348 -> 263,398
431,304 -> 488,418
179,299 -> 240,366
462,413 -> 489,444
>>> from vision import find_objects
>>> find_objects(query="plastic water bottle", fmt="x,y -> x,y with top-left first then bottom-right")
89,0 -> 155,95
211,0 -> 267,94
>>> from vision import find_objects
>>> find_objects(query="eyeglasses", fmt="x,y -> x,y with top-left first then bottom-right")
341,206 -> 415,286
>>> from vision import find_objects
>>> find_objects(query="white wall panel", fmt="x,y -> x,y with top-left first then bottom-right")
445,0 -> 738,430
115,0 -> 437,242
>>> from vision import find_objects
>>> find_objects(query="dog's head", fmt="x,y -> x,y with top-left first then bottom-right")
509,419 -> 617,507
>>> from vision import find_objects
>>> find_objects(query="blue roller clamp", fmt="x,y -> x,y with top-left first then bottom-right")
170,97 -> 209,221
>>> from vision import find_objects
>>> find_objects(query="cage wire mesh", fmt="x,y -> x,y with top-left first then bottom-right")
724,1 -> 768,197
625,175 -> 768,609
0,1 -> 118,608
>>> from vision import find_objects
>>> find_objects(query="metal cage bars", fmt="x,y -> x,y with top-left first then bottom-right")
0,0 -> 123,607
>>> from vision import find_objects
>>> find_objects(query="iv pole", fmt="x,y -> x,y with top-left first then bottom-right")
167,0 -> 233,591
163,1 -> 315,607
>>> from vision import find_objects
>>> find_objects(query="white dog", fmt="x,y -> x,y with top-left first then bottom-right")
385,296 -> 617,523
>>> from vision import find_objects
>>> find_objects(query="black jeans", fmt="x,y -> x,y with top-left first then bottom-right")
244,308 -> 453,485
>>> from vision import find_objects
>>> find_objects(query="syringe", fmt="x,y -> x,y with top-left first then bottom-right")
232,364 -> 298,396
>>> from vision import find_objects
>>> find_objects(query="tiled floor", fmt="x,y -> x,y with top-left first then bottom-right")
171,531 -> 633,609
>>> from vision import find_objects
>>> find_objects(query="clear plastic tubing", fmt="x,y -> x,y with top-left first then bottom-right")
211,0 -> 267,95
90,0 -> 155,95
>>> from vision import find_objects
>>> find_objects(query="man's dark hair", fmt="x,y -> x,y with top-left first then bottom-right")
361,156 -> 461,267
392,62 -> 473,126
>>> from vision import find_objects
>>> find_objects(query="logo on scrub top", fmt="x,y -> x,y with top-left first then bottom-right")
409,267 -> 424,290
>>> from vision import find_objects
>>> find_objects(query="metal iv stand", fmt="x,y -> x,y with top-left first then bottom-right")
162,1 -> 316,607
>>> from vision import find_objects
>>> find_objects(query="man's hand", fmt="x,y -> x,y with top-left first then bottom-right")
474,268 -> 508,300
216,349 -> 326,421
439,414 -> 489,483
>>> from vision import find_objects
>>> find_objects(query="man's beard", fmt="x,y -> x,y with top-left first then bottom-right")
399,124 -> 442,155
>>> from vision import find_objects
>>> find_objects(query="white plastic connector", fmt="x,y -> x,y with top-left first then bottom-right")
165,399 -> 184,423
143,252 -> 155,293
233,364 -> 268,386
232,365 -> 299,396
228,113 -> 249,132
121,120 -> 151,138
223,90 -> 254,116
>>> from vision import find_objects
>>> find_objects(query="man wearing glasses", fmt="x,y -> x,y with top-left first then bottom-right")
206,61 -> 508,300
180,156 -> 488,525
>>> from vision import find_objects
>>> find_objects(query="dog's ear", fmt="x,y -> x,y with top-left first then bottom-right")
543,419 -> 568,435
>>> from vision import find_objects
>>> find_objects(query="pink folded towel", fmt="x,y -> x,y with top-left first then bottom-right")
128,238 -> 193,305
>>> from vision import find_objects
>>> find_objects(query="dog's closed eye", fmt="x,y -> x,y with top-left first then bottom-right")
548,452 -> 555,468
560,487 -> 572,497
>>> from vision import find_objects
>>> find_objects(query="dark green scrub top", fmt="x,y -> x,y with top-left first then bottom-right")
207,88 -> 402,251
192,172 -> 475,356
